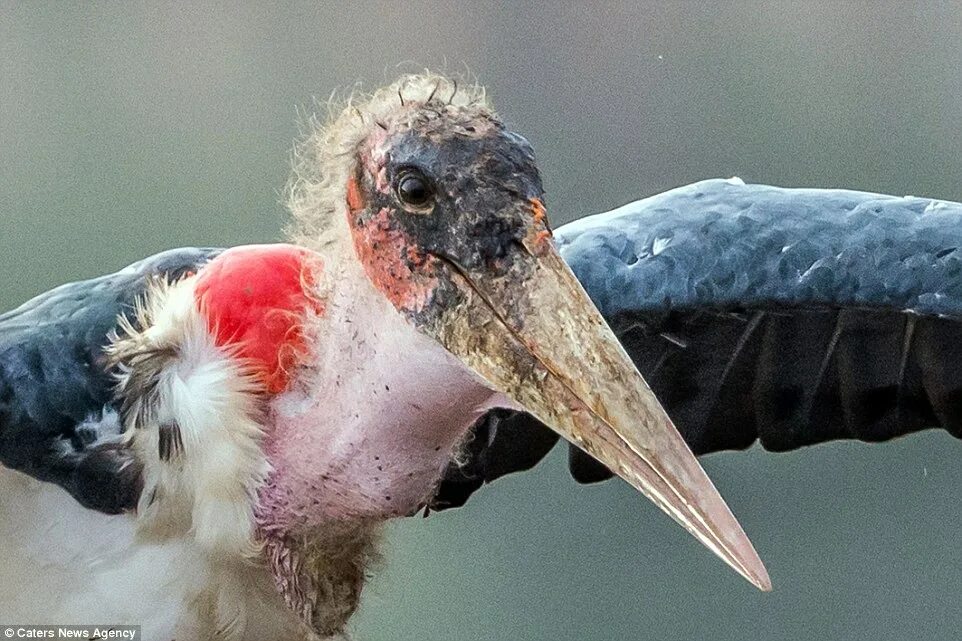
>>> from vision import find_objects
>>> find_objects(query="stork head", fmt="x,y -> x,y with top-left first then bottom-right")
288,75 -> 769,591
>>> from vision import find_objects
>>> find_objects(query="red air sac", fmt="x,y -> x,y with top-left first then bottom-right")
194,244 -> 323,393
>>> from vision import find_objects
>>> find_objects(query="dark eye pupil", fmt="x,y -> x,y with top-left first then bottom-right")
398,174 -> 431,206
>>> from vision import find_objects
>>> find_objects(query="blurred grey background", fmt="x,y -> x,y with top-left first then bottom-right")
2,3 -> 961,640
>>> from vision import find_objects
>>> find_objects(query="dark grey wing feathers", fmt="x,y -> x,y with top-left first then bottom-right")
431,409 -> 560,510
558,180 -> 962,321
0,247 -> 221,513
433,180 -> 962,507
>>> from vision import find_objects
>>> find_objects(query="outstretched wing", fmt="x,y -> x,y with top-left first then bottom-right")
0,247 -> 221,513
432,178 -> 962,508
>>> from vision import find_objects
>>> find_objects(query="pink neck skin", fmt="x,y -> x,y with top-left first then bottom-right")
255,250 -> 505,536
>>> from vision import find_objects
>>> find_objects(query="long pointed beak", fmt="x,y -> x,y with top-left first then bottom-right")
431,236 -> 771,591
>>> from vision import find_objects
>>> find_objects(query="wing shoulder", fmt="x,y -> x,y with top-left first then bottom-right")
0,247 -> 222,512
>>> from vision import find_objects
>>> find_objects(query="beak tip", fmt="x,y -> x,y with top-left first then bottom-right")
751,568 -> 773,593
726,530 -> 772,592
737,551 -> 772,592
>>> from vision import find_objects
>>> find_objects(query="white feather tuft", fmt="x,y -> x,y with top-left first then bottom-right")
110,277 -> 272,638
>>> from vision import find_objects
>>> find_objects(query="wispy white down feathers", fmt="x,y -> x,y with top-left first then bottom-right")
287,73 -> 491,251
109,278 -> 275,639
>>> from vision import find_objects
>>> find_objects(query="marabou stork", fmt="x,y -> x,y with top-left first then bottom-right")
0,74 -> 957,639
0,75 -> 765,640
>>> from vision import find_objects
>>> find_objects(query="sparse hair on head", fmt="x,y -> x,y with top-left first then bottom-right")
286,73 -> 492,250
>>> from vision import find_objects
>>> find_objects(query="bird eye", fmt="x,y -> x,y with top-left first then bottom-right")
395,170 -> 434,211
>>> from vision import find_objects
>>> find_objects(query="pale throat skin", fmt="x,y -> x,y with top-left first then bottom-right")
256,240 -> 510,533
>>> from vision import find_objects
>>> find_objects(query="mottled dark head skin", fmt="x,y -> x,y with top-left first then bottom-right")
346,104 -> 551,333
